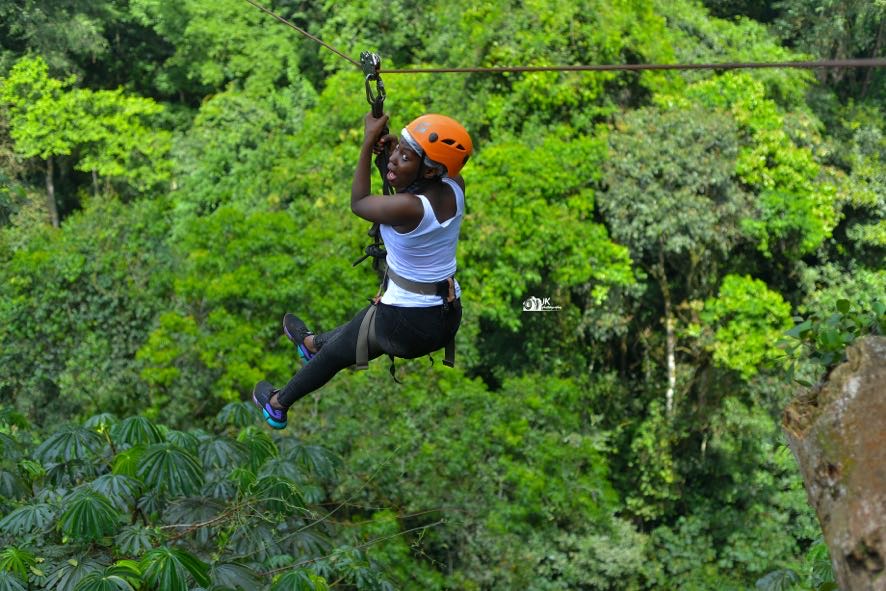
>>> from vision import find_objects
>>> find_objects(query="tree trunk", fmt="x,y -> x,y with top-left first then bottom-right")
782,336 -> 886,591
45,156 -> 59,228
657,250 -> 676,415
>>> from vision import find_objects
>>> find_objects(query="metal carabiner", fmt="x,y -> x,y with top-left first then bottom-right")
360,51 -> 386,117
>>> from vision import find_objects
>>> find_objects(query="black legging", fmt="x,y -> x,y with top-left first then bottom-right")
275,300 -> 462,407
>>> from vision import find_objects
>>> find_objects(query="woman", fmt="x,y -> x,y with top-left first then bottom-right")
253,111 -> 472,429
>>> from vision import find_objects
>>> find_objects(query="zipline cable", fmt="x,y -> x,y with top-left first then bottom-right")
241,0 -> 360,68
243,0 -> 886,74
381,58 -> 886,74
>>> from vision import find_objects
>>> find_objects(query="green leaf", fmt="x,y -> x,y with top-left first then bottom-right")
287,444 -> 340,481
254,475 -> 305,512
237,427 -> 278,472
111,417 -> 163,447
137,442 -> 204,496
72,561 -> 142,591
60,490 -> 121,542
164,430 -> 199,452
0,547 -> 36,580
209,562 -> 261,590
139,547 -> 210,591
198,436 -> 247,471
34,426 -> 104,463
114,525 -> 156,557
836,299 -> 851,314
216,402 -> 259,428
89,474 -> 140,512
784,320 -> 813,339
44,557 -> 104,591
111,445 -> 146,478
83,413 -> 117,431
0,572 -> 27,591
756,568 -> 801,591
270,569 -> 329,591
0,503 -> 55,535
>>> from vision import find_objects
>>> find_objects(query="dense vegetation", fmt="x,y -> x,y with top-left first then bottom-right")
1,0 -> 883,589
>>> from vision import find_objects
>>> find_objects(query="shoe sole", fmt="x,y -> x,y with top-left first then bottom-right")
252,381 -> 287,429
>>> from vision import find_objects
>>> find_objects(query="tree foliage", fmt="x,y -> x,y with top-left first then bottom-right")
1,0 -> 882,588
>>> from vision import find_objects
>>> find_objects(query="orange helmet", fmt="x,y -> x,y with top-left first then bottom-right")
402,114 -> 473,177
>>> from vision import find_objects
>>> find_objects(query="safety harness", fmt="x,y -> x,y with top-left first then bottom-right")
352,52 -> 457,374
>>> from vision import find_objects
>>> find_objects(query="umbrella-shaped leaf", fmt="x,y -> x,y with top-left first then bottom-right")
0,503 -> 55,535
60,490 -> 121,542
226,524 -> 280,562
756,569 -> 801,591
111,446 -> 145,478
163,497 -> 224,548
139,547 -> 210,591
34,426 -> 104,464
83,413 -> 117,431
44,557 -> 104,591
46,459 -> 98,488
114,525 -> 156,557
90,474 -> 140,512
199,436 -> 247,471
164,430 -> 199,452
216,402 -> 259,428
0,470 -> 25,499
236,427 -> 278,472
202,475 -> 237,501
0,547 -> 36,580
258,457 -> 307,483
111,417 -> 163,447
270,569 -> 329,591
0,572 -> 27,591
287,444 -> 339,482
209,562 -> 261,590
71,560 -> 141,591
137,443 -> 203,496
136,490 -> 165,518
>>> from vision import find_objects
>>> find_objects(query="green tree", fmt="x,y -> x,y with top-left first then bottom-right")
602,103 -> 747,413
0,404 -> 391,591
0,56 -> 171,224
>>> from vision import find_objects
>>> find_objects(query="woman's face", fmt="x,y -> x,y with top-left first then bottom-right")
386,138 -> 423,191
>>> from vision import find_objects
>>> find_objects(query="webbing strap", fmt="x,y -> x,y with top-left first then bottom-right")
355,304 -> 379,370
386,268 -> 439,295
355,270 -> 457,370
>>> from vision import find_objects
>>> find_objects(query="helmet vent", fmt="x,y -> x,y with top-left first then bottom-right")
429,132 -> 439,142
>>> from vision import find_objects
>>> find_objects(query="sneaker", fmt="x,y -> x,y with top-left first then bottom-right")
283,313 -> 315,363
252,380 -> 287,429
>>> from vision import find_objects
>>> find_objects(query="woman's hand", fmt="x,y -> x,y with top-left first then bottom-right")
363,112 -> 390,146
372,133 -> 397,155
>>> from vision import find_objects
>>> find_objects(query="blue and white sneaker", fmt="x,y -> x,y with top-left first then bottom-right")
283,313 -> 316,364
252,380 -> 287,429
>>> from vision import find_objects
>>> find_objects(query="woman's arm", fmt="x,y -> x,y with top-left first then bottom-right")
350,113 -> 423,226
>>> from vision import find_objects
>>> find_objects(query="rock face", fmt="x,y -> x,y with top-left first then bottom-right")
783,336 -> 886,591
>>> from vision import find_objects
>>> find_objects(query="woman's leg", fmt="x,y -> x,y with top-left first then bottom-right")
274,300 -> 462,408
275,306 -> 382,407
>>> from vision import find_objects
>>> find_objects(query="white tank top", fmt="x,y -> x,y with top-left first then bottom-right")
379,177 -> 464,307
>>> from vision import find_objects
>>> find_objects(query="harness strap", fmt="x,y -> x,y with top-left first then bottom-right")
354,268 -> 457,370
387,268 -> 457,367
355,302 -> 379,370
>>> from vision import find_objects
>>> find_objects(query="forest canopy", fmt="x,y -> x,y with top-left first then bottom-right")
0,0 -> 883,589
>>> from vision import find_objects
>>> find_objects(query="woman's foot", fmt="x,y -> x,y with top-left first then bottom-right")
283,313 -> 317,363
252,380 -> 287,429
